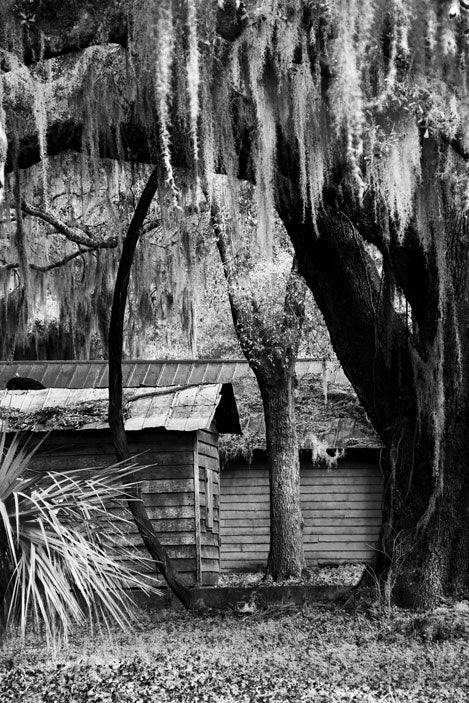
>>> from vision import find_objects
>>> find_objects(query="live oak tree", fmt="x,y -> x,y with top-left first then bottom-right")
3,0 -> 469,607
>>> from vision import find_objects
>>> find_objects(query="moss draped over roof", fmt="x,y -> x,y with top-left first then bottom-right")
219,373 -> 381,461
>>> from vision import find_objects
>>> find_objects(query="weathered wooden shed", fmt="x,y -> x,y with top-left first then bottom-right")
0,359 -> 385,577
220,447 -> 383,572
218,372 -> 385,572
0,361 -> 243,586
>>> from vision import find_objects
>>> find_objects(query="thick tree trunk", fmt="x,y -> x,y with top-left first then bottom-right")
274,148 -> 469,608
368,411 -> 469,609
255,362 -> 305,579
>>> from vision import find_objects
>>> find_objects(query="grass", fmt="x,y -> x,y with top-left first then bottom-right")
1,601 -> 469,702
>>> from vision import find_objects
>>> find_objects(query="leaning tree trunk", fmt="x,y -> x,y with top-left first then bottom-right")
108,166 -> 192,608
255,361 -> 305,579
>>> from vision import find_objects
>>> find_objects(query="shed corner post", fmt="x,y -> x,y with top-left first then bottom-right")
193,431 -> 202,585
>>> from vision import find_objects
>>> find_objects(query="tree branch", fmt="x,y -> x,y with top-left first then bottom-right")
0,246 -> 97,273
21,199 -> 117,248
3,0 -> 248,69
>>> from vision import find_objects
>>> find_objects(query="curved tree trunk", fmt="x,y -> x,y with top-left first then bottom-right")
108,167 -> 192,608
255,362 -> 305,579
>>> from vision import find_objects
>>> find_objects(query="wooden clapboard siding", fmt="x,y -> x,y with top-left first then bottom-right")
25,426 -> 199,581
220,451 -> 383,571
197,424 -> 221,584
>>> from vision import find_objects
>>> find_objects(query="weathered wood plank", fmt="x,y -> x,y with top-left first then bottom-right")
221,475 -> 383,488
141,505 -> 195,519
143,492 -> 195,507
302,504 -> 383,514
110,516 -> 195,532
221,495 -> 381,507
114,531 -> 197,547
219,529 -> 379,542
37,450 -> 195,466
222,545 -> 269,555
197,427 -> 218,444
118,556 -> 197,574
220,520 -> 271,529
221,510 -> 270,520
201,532 -> 219,546
198,443 -> 219,460
301,492 -> 383,502
221,484 -> 383,496
165,545 -> 196,559
37,441 -> 193,464
300,475 -> 383,487
221,467 -> 381,479
134,465 -> 194,480
222,535 -> 271,545
220,517 -> 381,529
41,426 -> 192,442
308,517 -> 382,527
200,559 -> 220,571
200,518 -> 220,532
220,496 -> 270,505
201,545 -> 219,559
142,478 -> 194,493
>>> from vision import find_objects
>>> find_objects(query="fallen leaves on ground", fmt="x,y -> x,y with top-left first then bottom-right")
1,602 -> 469,702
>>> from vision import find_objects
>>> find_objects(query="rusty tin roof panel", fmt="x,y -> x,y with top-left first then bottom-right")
0,384 -> 228,433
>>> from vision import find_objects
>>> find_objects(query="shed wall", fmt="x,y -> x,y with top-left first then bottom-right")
220,451 -> 383,572
31,428 -> 198,584
197,425 -> 221,585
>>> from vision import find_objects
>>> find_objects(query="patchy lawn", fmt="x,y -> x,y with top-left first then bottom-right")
2,601 -> 469,702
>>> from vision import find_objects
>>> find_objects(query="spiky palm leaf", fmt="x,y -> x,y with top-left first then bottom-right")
0,432 -> 159,643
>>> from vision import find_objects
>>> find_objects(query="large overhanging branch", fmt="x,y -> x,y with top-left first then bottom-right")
2,0 -> 248,69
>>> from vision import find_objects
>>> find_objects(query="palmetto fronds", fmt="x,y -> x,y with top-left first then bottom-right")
0,432 -> 159,643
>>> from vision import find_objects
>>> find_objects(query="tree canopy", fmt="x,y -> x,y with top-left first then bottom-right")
2,0 -> 469,607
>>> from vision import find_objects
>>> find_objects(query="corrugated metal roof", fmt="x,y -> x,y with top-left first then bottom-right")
0,359 -> 349,390
0,384 -> 239,433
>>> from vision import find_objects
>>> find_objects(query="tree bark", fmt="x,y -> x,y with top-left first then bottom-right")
211,199 -> 306,579
274,148 -> 469,608
108,166 -> 192,608
255,361 -> 305,579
